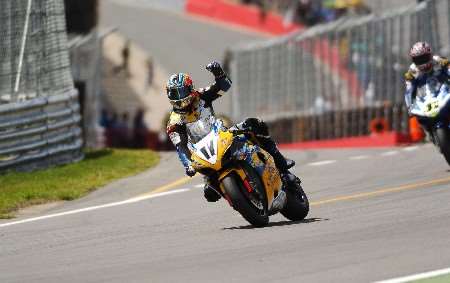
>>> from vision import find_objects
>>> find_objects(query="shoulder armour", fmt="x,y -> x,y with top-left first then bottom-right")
404,71 -> 414,81
439,57 -> 449,67
166,111 -> 183,133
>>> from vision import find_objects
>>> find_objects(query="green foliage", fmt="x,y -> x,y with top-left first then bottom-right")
0,149 -> 159,218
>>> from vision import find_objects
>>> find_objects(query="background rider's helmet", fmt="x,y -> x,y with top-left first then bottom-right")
409,41 -> 433,73
166,73 -> 196,112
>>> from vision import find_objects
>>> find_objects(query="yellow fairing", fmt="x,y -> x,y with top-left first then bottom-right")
217,148 -> 282,209
218,167 -> 246,194
254,149 -> 282,208
219,168 -> 246,183
192,129 -> 282,210
191,130 -> 234,171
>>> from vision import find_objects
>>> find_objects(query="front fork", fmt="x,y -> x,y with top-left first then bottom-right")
429,121 -> 450,148
416,116 -> 448,146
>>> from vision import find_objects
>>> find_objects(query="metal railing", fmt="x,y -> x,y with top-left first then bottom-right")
0,89 -> 83,171
230,0 -> 450,142
0,0 -> 82,172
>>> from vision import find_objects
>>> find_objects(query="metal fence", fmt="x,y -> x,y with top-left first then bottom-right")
230,0 -> 450,143
0,0 -> 83,172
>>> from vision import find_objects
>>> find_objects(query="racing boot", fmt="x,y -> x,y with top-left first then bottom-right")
241,118 -> 295,172
203,176 -> 221,202
256,135 -> 298,193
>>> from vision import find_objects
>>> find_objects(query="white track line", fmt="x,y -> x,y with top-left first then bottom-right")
380,151 -> 399,156
349,155 -> 370,160
307,160 -> 337,166
194,184 -> 205,188
0,189 -> 189,228
402,146 -> 420,152
375,267 -> 450,283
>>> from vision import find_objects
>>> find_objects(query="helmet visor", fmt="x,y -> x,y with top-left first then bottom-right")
412,53 -> 432,66
168,86 -> 192,100
170,95 -> 194,110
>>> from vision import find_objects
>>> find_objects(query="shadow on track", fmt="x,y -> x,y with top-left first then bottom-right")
222,217 -> 328,230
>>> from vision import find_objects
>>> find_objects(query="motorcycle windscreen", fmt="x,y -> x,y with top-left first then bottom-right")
186,115 -> 217,144
192,131 -> 219,164
411,80 -> 450,117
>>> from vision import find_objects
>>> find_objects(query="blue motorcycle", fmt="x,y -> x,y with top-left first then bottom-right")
410,76 -> 450,165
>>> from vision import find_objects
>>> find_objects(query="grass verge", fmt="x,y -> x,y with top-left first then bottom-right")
414,273 -> 450,283
0,149 -> 159,219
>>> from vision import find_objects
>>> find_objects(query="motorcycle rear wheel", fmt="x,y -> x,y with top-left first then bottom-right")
281,181 -> 309,221
222,171 -> 269,227
435,128 -> 450,166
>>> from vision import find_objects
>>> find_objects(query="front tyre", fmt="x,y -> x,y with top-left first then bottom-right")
434,128 -> 450,166
281,182 -> 309,221
222,173 -> 269,227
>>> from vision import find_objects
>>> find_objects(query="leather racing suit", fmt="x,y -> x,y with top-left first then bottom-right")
404,56 -> 450,135
404,56 -> 450,112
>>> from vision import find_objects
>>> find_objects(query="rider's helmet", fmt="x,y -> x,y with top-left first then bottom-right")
409,41 -> 433,73
166,73 -> 196,113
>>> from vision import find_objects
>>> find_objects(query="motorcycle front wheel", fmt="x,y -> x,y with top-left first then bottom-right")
222,170 -> 269,227
434,128 -> 450,166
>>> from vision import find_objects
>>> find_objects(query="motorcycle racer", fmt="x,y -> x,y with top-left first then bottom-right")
166,61 -> 294,202
404,42 -> 450,128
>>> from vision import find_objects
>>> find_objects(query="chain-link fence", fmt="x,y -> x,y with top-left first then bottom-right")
230,0 -> 450,143
0,0 -> 83,172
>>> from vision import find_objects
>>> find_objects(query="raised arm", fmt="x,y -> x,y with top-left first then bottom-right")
198,61 -> 232,104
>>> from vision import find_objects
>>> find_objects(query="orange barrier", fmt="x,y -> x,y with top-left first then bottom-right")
409,116 -> 425,142
369,118 -> 390,135
280,132 -> 411,149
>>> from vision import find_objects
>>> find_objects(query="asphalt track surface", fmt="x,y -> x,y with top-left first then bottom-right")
2,144 -> 450,282
2,2 -> 450,283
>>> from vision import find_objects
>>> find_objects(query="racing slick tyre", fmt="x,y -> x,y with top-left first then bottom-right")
435,128 -> 450,166
281,182 -> 309,221
222,170 -> 269,227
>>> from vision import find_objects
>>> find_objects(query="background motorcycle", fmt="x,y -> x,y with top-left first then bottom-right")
410,77 -> 450,165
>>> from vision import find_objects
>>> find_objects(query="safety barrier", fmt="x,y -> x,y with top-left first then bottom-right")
0,90 -> 83,171
230,0 -> 450,143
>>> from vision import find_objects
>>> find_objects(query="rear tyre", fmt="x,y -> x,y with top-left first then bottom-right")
281,180 -> 309,221
435,128 -> 450,166
222,172 -> 269,227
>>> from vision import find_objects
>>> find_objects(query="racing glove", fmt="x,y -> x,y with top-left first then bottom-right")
206,61 -> 225,78
185,165 -> 196,177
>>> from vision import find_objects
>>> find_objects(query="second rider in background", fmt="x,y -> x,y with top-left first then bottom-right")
404,41 -> 450,136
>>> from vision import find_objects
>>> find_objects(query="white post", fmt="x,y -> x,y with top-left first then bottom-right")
14,0 -> 33,93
